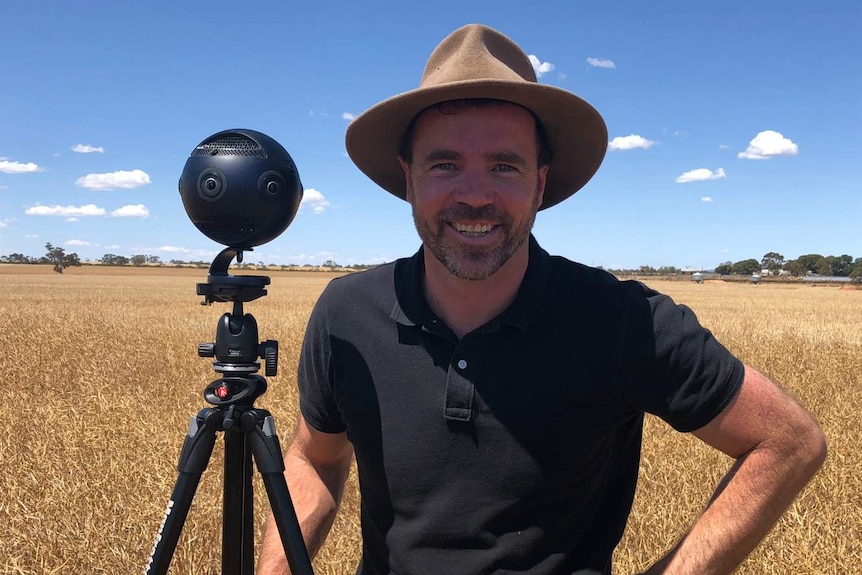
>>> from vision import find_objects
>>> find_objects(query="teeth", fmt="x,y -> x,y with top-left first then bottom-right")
454,223 -> 493,233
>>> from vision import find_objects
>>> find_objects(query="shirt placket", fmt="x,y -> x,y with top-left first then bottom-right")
444,337 -> 481,422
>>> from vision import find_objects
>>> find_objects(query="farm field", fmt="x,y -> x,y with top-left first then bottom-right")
0,264 -> 859,574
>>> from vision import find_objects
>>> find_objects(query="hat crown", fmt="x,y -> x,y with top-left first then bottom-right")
420,24 -> 538,89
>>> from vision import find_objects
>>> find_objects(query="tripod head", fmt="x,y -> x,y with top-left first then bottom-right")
196,246 -> 278,408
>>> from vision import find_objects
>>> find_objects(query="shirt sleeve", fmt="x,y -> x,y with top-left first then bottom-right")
618,282 -> 744,432
297,286 -> 348,434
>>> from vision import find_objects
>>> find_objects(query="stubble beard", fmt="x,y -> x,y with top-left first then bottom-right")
411,192 -> 540,281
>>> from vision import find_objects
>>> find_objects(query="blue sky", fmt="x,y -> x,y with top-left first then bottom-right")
1,1 -> 859,270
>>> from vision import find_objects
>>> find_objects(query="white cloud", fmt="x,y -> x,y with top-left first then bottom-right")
25,204 -> 106,217
738,130 -> 798,160
300,188 -> 331,214
719,144 -> 730,150
66,239 -> 92,246
608,135 -> 656,151
0,158 -> 44,174
701,197 -> 714,203
342,112 -> 355,121
111,204 -> 149,217
675,168 -> 727,183
587,57 -> 616,69
75,169 -> 151,190
158,245 -> 191,253
528,55 -> 554,78
71,144 -> 105,154
0,219 -> 11,228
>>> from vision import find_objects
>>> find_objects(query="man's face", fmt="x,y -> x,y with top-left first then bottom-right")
399,103 -> 549,281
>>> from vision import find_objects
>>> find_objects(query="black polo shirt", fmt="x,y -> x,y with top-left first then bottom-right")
298,235 -> 743,575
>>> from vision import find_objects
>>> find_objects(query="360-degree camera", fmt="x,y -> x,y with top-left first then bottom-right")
179,129 -> 303,250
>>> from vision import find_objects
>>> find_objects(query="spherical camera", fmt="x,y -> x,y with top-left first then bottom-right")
179,129 -> 303,250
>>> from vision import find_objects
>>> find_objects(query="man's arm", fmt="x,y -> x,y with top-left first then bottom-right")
258,415 -> 354,575
645,364 -> 827,575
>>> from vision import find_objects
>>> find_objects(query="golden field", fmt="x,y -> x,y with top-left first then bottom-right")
0,264 -> 859,574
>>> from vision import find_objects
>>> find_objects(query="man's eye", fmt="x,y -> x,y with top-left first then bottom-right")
495,164 -> 517,172
433,163 -> 456,170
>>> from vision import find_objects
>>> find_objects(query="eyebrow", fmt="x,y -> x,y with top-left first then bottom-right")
419,148 -> 529,166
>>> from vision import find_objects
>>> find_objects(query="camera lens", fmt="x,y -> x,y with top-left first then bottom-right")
258,171 -> 286,199
197,169 -> 226,201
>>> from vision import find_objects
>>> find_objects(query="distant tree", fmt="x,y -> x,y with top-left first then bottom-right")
826,254 -> 854,276
714,262 -> 732,275
638,265 -> 657,276
323,259 -> 339,268
850,259 -> 862,282
45,243 -> 81,274
101,254 -> 130,266
5,253 -> 32,264
146,255 -> 162,265
657,266 -> 680,276
731,259 -> 761,275
761,252 -> 785,275
130,254 -> 147,266
795,254 -> 827,275
784,259 -> 806,277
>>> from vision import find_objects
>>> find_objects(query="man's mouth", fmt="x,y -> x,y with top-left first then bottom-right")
452,222 -> 495,237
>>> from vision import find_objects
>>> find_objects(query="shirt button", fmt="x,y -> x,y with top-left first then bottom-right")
457,359 -> 468,370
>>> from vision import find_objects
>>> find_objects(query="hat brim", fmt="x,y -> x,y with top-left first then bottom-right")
345,79 -> 608,210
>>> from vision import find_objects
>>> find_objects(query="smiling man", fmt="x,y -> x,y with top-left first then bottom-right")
259,24 -> 826,575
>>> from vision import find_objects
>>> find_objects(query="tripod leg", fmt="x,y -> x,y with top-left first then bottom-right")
144,410 -> 221,575
223,429 -> 255,575
245,411 -> 316,575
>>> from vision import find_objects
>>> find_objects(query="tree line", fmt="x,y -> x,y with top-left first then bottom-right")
713,252 -> 862,279
602,252 -> 861,280
0,246 -> 380,272
1,243 -> 83,273
2,246 -> 860,279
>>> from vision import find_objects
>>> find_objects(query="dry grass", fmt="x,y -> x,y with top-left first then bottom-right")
0,265 -> 857,574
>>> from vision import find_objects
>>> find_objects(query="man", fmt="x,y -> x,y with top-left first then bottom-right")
259,24 -> 826,575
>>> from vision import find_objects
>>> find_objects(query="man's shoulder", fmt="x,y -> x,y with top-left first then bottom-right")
547,254 -> 633,292
323,260 -> 398,296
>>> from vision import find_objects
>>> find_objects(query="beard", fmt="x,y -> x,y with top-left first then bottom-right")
411,193 -> 540,281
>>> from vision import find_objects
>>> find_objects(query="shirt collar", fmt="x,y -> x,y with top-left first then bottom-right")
390,234 -> 552,333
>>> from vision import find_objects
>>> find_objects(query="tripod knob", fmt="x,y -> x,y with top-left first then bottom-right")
261,340 -> 278,377
198,342 -> 216,358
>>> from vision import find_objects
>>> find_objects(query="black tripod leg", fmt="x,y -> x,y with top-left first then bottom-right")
223,428 -> 255,575
245,411 -> 316,575
144,409 -> 221,575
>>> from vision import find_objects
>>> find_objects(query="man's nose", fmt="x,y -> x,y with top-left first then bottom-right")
453,168 -> 494,207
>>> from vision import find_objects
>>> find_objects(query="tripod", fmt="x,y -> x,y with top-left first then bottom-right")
144,248 -> 314,575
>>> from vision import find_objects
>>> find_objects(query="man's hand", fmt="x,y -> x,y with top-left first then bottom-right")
257,417 -> 354,575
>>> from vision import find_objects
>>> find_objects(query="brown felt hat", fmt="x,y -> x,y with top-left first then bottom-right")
345,24 -> 608,210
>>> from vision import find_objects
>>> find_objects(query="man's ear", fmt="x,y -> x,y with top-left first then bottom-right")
398,156 -> 413,201
536,164 -> 550,208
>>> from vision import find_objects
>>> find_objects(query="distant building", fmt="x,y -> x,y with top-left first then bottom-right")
802,275 -> 852,283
